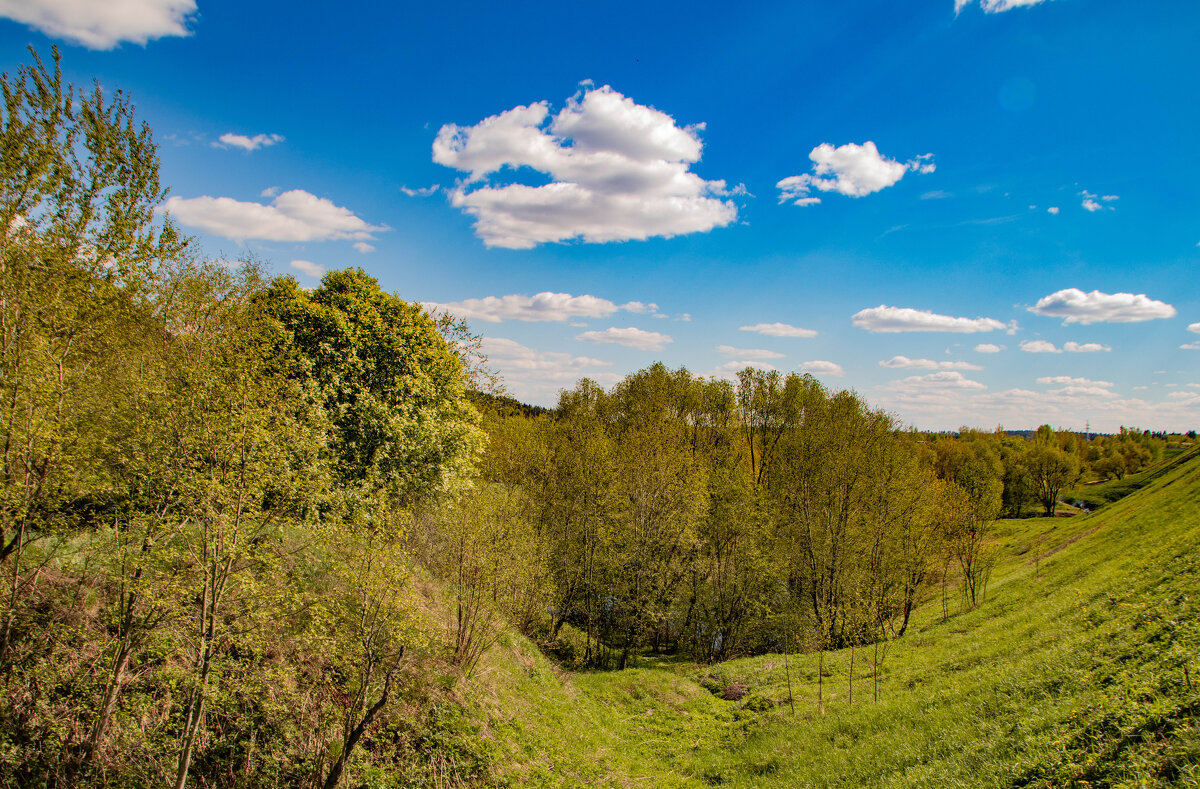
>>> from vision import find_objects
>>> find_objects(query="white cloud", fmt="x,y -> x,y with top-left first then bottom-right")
974,343 -> 1004,353
622,301 -> 660,314
1079,190 -> 1118,212
1063,341 -> 1111,353
798,360 -> 845,377
956,0 -> 1050,12
892,371 -> 987,391
260,186 -> 280,198
425,292 -> 658,323
433,85 -> 736,248
1189,322 -> 1200,334
852,305 -> 1007,334
709,360 -> 779,381
738,322 -> 818,338
1020,339 -> 1060,353
1047,206 -> 1060,215
401,185 -> 440,197
481,337 -> 619,404
1183,342 -> 1200,351
1037,376 -> 1113,388
717,345 -> 785,360
879,356 -> 982,371
1035,377 -> 1119,398
1029,288 -> 1176,324
576,326 -> 672,351
0,0 -> 196,49
216,133 -> 283,152
288,259 -> 324,278
161,189 -> 388,245
352,241 -> 375,254
777,142 -> 933,206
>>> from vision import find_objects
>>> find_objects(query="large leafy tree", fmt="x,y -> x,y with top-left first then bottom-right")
261,269 -> 483,505
1025,443 -> 1081,517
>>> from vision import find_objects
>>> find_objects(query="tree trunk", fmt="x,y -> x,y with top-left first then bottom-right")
323,647 -> 404,789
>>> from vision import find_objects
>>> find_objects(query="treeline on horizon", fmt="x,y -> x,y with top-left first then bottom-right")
1,50 -> 1194,787
466,366 -> 1180,670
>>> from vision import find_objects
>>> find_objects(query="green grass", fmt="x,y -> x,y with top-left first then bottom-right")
1067,446 -> 1199,511
469,447 -> 1200,787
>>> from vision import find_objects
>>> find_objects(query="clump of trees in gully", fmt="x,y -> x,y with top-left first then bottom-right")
0,50 -> 1182,786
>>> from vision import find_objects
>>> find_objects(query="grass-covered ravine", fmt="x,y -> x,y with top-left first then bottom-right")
467,447 -> 1200,787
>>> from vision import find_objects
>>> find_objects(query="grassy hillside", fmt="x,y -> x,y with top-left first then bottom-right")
469,447 -> 1200,787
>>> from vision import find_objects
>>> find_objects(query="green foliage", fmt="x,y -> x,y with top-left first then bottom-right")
260,268 -> 483,504
480,447 -> 1200,788
5,48 -> 1197,789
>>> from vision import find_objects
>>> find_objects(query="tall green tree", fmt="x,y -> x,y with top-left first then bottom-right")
261,269 -> 483,505
1025,443 -> 1081,516
0,48 -> 185,658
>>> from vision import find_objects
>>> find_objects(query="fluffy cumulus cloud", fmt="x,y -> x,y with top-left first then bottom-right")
1020,340 -> 1060,353
1064,341 -> 1111,353
575,327 -> 672,351
798,360 -> 845,377
738,322 -> 818,338
777,142 -> 934,206
853,305 -> 1007,334
481,337 -> 619,404
216,133 -> 283,152
1029,288 -> 1176,325
289,259 -> 324,278
0,0 -> 196,49
717,345 -> 785,360
1047,206 -> 1060,215
432,85 -> 737,248
974,343 -> 1004,353
423,292 -> 658,323
879,356 -> 982,371
1190,323 -> 1200,334
1080,190 -> 1118,212
955,0 -> 1049,13
161,189 -> 388,244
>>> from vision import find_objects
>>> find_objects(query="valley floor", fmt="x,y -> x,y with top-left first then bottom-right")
473,448 -> 1200,787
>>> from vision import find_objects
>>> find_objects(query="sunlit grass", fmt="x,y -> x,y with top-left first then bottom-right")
473,448 -> 1200,787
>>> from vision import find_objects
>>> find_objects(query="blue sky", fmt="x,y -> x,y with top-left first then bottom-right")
3,0 -> 1197,431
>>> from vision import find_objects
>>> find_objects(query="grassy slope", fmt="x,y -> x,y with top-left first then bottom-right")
470,448 -> 1200,788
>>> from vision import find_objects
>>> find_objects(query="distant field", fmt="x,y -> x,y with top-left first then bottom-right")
473,447 -> 1200,787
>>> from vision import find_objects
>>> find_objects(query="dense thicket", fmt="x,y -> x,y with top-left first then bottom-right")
0,51 -> 488,788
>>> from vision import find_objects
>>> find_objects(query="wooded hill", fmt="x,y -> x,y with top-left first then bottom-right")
2,50 -> 1196,787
